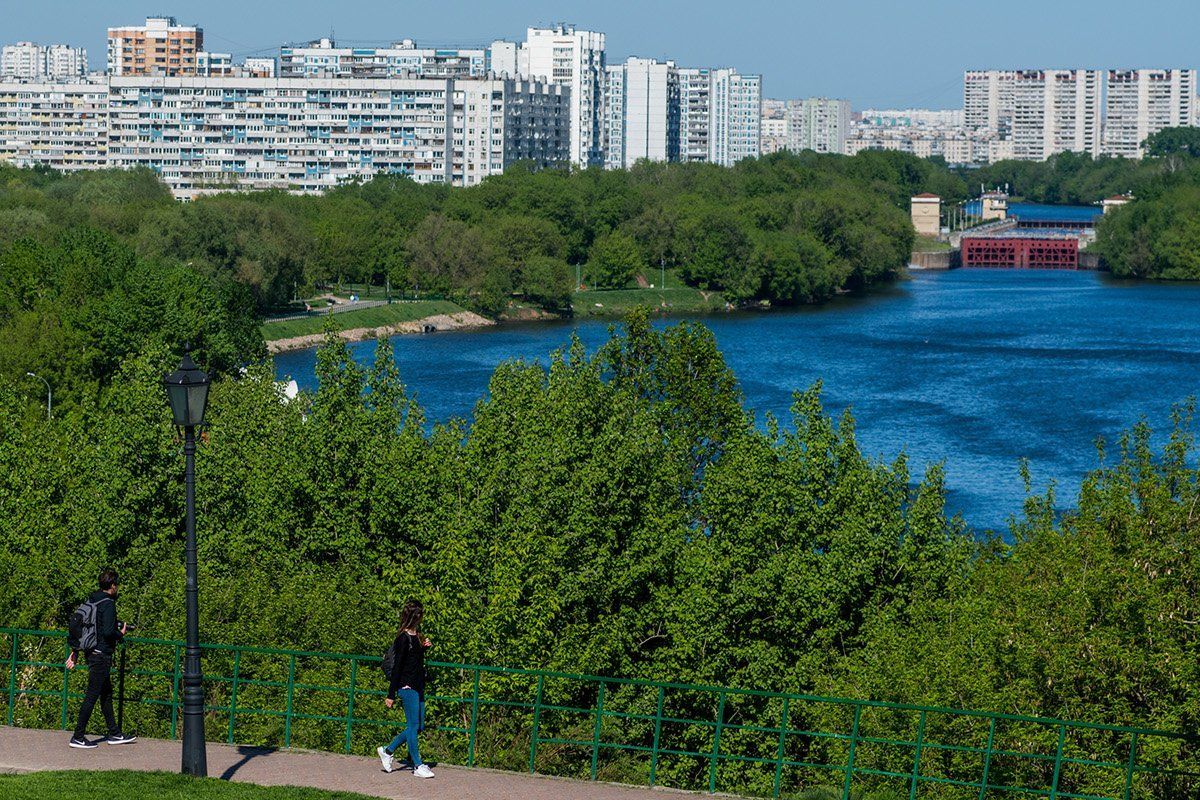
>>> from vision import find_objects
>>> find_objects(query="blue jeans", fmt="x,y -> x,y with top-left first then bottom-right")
385,688 -> 424,766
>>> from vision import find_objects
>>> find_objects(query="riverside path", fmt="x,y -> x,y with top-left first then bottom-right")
0,726 -> 705,800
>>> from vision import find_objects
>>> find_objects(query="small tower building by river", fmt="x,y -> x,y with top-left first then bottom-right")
910,193 -> 941,237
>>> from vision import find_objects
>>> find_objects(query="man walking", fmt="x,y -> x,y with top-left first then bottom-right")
66,568 -> 137,748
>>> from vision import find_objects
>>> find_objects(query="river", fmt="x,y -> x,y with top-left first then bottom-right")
274,269 -> 1200,531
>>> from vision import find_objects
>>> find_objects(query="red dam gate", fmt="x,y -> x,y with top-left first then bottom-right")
961,235 -> 1079,269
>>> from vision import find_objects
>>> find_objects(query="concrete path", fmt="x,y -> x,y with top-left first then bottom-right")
0,726 -> 702,800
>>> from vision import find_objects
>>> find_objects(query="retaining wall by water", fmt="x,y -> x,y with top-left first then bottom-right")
909,250 -> 959,270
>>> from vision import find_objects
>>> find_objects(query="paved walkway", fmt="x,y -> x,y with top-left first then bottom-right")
0,726 -> 699,800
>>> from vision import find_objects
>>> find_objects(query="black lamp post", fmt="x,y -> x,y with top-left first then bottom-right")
163,350 -> 210,778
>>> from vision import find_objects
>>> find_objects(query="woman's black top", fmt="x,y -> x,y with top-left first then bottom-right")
386,631 -> 427,700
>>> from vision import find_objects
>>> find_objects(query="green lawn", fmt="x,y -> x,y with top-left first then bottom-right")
573,270 -> 727,317
260,300 -> 467,341
0,771 -> 383,800
572,286 -> 728,317
912,237 -> 953,252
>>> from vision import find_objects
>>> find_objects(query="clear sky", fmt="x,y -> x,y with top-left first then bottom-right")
7,0 -> 1200,109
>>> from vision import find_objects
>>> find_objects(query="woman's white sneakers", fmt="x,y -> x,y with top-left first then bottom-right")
376,748 -> 433,778
376,746 -> 394,773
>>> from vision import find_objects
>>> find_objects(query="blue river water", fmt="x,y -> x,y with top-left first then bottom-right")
274,269 -> 1200,532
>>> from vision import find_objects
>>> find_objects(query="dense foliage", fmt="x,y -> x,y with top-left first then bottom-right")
1,313 -> 1196,743
1,151 -> 953,322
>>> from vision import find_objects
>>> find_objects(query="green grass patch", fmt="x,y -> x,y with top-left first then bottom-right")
912,237 -> 953,252
260,301 -> 467,341
572,286 -> 728,317
0,770 -> 384,800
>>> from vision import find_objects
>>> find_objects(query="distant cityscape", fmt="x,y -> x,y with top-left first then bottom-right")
0,16 -> 1195,198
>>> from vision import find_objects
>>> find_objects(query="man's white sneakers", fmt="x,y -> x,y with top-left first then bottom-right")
413,763 -> 435,779
377,746 -> 394,773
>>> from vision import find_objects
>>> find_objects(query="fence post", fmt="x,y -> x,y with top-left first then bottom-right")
1123,731 -> 1139,800
468,669 -> 480,768
528,674 -> 544,774
117,643 -> 127,734
228,649 -> 241,744
343,657 -> 357,754
284,654 -> 297,748
649,684 -> 666,787
590,681 -> 607,781
773,697 -> 791,799
170,644 -> 182,740
909,709 -> 927,800
708,691 -> 727,794
6,631 -> 17,726
59,637 -> 70,729
1048,724 -> 1066,800
842,704 -> 862,800
978,717 -> 996,800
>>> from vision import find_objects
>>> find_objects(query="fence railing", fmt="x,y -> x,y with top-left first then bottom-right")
3,627 -> 1196,799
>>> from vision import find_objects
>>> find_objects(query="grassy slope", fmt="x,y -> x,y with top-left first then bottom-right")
0,770 -> 383,800
260,301 -> 467,341
572,269 -> 728,317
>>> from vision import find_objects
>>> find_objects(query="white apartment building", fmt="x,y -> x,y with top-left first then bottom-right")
519,25 -> 606,167
603,57 -> 679,169
760,116 -> 787,155
1011,69 -> 1102,160
243,58 -> 277,79
279,39 -> 493,79
963,70 -> 1016,135
1103,69 -> 1196,158
0,78 -> 109,170
858,108 -> 964,129
197,52 -> 233,77
603,65 -> 625,169
677,68 -> 712,163
2,42 -> 88,79
0,76 -> 568,197
708,68 -> 760,166
785,97 -> 851,154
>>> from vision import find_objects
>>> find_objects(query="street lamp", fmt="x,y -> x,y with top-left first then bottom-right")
162,350 -> 210,778
25,372 -> 50,419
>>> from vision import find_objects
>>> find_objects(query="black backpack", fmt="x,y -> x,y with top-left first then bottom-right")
67,597 -> 105,652
380,641 -> 397,681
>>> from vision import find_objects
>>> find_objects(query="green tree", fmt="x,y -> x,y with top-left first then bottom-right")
587,231 -> 642,288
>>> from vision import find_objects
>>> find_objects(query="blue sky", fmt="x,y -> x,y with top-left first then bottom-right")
7,1 -> 1200,108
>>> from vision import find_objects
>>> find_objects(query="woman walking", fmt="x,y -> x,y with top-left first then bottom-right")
377,599 -> 434,778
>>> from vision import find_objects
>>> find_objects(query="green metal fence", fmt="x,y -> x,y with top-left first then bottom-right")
2,627 -> 1195,799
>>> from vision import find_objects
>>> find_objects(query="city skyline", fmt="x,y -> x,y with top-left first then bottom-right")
7,0 -> 1200,108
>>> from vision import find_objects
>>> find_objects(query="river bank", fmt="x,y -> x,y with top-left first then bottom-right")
265,310 -> 494,354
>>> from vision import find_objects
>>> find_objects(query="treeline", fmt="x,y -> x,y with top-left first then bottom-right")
0,315 -> 1196,791
1,150 -> 958,318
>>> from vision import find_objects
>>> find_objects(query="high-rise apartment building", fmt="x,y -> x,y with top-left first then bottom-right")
0,78 -> 108,170
603,57 -> 679,169
785,97 -> 851,154
709,68 -> 761,166
1010,69 -> 1102,161
677,68 -> 712,163
963,70 -> 1016,136
0,75 -> 568,197
519,25 -> 606,167
279,39 -> 490,79
603,65 -> 625,170
2,42 -> 88,79
675,67 -> 760,166
107,17 -> 203,76
1103,69 -> 1196,158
